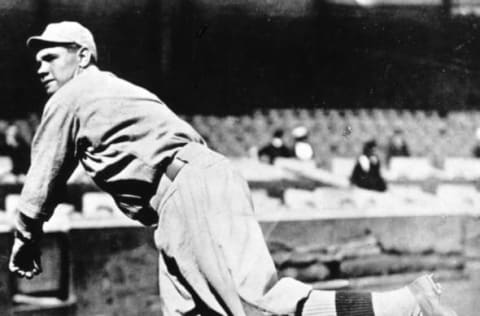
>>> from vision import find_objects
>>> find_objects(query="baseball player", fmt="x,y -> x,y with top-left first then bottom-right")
9,21 -> 457,316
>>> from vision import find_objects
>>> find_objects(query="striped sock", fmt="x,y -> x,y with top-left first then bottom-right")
299,287 -> 417,316
299,290 -> 375,316
335,292 -> 375,316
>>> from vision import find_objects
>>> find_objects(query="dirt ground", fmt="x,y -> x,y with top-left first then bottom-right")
442,263 -> 480,316
354,264 -> 480,316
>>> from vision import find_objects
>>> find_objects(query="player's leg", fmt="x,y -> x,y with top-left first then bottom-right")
155,157 -> 363,315
300,274 -> 457,316
158,252 -> 196,316
153,145 -> 305,315
154,143 -> 457,316
158,249 -> 227,316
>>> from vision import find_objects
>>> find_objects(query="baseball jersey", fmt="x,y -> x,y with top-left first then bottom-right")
18,66 -> 204,222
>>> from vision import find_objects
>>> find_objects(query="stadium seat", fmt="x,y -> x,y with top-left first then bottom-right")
283,188 -> 331,212
250,189 -> 284,214
5,194 -> 74,221
387,185 -> 440,211
81,192 -> 124,219
0,156 -> 12,175
311,187 -> 357,211
275,158 -> 350,188
436,184 -> 480,215
330,157 -> 356,179
388,184 -> 424,196
230,158 -> 296,183
387,157 -> 439,180
443,157 -> 480,180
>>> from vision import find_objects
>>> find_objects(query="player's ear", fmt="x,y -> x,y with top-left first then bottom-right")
78,46 -> 93,68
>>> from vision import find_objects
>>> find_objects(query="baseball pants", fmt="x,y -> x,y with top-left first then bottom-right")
151,143 -> 312,316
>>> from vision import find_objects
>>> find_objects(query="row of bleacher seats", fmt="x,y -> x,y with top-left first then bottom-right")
2,182 -> 477,223
330,156 -> 480,181
182,108 -> 480,160
232,156 -> 480,186
0,156 -> 478,221
0,152 -> 478,186
7,108 -> 480,162
253,184 -> 480,217
2,108 -> 480,185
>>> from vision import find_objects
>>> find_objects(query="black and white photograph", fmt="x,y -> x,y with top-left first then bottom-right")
0,0 -> 479,315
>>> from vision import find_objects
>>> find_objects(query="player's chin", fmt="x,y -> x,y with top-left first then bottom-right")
44,82 -> 59,95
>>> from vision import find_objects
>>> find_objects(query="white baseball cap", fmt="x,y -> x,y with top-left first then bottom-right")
476,127 -> 480,140
26,21 -> 97,61
292,126 -> 309,139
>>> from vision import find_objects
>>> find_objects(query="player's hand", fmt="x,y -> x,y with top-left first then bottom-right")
9,235 -> 42,279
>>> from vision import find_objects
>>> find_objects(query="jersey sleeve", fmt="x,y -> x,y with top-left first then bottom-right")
17,100 -> 79,221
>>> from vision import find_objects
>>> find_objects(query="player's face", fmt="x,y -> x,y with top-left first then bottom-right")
35,46 -> 81,95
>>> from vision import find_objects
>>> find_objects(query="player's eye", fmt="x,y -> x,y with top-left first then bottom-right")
41,54 -> 57,62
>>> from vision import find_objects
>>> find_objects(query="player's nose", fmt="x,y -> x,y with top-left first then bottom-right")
37,62 -> 49,76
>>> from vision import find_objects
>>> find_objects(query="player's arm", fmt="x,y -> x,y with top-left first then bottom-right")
9,101 -> 78,279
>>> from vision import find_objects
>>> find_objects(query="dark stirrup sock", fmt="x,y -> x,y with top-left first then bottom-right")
298,290 -> 374,316
335,292 -> 375,316
295,296 -> 309,316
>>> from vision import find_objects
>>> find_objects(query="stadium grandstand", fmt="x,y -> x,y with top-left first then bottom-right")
183,108 -> 479,158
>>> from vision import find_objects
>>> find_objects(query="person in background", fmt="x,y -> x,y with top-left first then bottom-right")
350,139 -> 387,192
4,123 -> 31,177
291,125 -> 314,161
258,128 -> 293,164
386,128 -> 410,166
0,120 -> 9,153
472,127 -> 480,158
26,112 -> 41,139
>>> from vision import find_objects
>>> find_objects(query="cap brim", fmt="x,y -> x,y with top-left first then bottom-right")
26,36 -> 75,49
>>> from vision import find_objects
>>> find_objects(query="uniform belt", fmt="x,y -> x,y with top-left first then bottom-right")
165,157 -> 186,181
